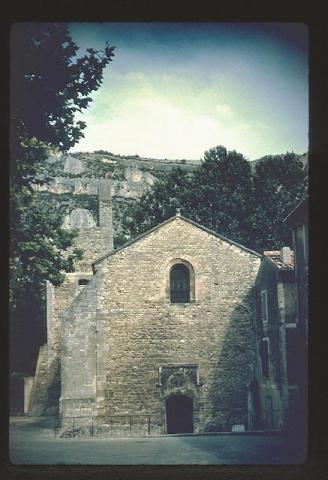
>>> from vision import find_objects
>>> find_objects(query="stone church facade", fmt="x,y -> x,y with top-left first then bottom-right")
60,210 -> 261,435
28,179 -> 264,435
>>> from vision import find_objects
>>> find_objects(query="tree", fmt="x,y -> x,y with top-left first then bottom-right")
10,23 -> 115,373
190,146 -> 255,245
117,147 -> 308,254
251,152 -> 307,252
10,23 -> 115,187
117,146 -> 255,248
115,166 -> 192,245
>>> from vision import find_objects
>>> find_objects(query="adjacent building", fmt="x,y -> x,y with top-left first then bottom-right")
284,197 -> 309,435
251,248 -> 299,431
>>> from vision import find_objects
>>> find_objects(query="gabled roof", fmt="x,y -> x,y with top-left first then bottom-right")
92,214 -> 261,271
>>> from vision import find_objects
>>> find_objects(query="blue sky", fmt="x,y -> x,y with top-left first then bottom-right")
69,23 -> 308,160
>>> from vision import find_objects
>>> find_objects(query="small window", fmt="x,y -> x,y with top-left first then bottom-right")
78,278 -> 89,288
260,338 -> 270,378
170,264 -> 190,303
260,290 -> 268,323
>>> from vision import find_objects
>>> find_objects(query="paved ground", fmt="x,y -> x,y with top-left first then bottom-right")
9,417 -> 306,465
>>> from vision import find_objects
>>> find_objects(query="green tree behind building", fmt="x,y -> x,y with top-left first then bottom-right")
117,147 -> 307,253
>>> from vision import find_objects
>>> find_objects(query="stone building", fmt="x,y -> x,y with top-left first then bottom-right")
28,179 -> 264,435
251,248 -> 298,431
59,212 -> 261,435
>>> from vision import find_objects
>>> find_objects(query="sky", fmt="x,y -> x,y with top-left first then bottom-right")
69,23 -> 308,161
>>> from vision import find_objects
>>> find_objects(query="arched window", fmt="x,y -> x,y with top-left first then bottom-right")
170,264 -> 190,303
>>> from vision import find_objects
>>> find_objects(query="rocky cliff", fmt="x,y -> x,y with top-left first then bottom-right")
35,152 -> 200,235
36,150 -> 307,240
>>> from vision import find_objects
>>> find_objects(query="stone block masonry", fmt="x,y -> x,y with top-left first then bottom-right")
60,272 -> 99,418
60,215 -> 261,435
28,179 -> 113,416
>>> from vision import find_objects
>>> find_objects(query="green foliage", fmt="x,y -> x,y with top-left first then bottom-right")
10,187 -> 84,308
10,22 -> 115,294
10,23 -> 115,186
9,186 -> 84,374
192,146 -> 255,245
37,192 -> 99,223
250,152 -> 307,251
116,166 -> 192,243
83,156 -> 125,180
10,23 -> 115,373
117,146 -> 308,252
93,150 -> 114,155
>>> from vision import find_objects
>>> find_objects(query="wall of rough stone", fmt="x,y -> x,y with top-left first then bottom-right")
63,216 -> 262,434
28,345 -> 61,416
60,271 -> 100,419
48,180 -> 113,360
28,179 -> 113,416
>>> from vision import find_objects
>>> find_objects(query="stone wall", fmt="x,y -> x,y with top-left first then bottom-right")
28,179 -> 113,416
60,216 -> 261,434
28,344 -> 61,416
60,272 -> 100,419
48,179 -> 113,360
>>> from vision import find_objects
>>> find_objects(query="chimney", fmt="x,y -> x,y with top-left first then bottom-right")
280,246 -> 292,264
98,179 -> 114,252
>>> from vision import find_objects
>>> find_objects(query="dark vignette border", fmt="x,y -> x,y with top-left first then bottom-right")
1,1 -> 328,479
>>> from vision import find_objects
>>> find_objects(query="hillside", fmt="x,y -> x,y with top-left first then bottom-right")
36,150 -> 307,239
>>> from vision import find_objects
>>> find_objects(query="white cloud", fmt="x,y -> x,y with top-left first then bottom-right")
215,103 -> 235,120
71,70 -> 306,159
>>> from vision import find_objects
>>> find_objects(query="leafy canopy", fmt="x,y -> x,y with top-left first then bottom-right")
117,146 -> 307,253
251,152 -> 308,251
10,23 -> 115,305
10,23 -> 115,372
11,23 -> 115,187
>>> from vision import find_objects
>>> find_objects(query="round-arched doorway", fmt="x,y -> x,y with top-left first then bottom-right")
166,395 -> 193,434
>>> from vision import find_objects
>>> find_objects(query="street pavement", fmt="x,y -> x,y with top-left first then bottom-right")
8,417 -> 306,465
